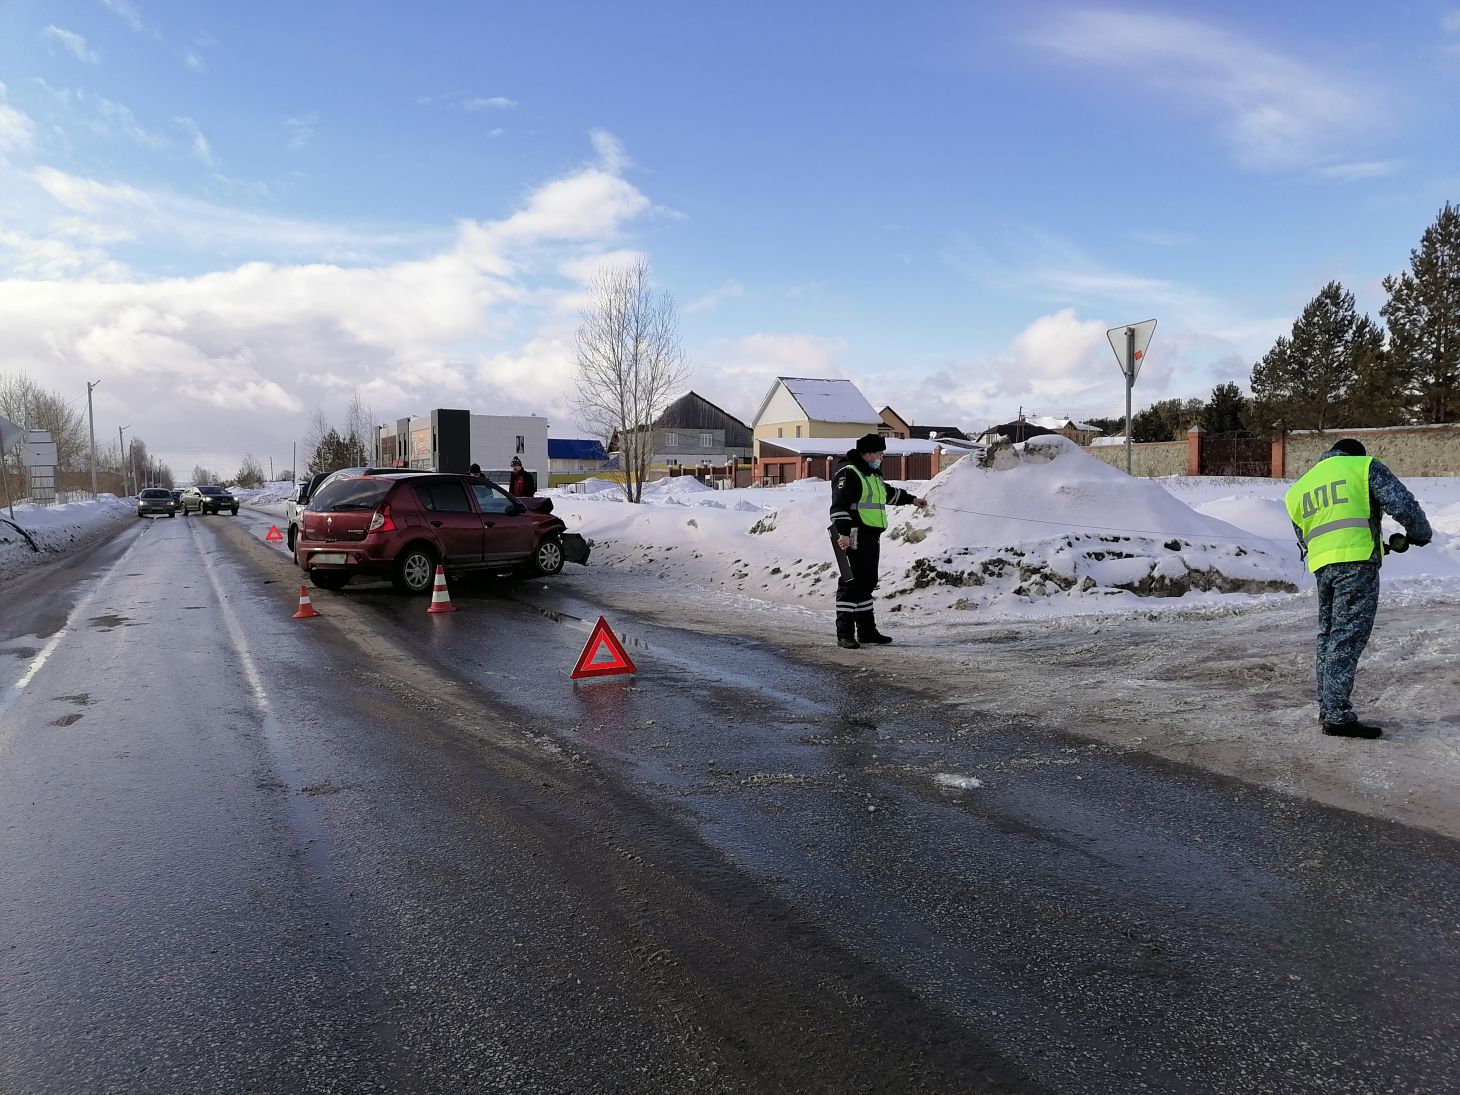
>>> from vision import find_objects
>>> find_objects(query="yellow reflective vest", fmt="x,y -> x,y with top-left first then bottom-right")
848,465 -> 889,529
1285,455 -> 1377,573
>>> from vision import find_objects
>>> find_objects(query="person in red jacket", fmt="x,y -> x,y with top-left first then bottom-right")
508,458 -> 537,497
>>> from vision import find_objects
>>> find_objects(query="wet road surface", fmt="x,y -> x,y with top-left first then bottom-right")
2,510 -> 1458,1093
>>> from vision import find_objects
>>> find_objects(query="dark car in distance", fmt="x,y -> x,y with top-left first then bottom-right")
137,488 -> 177,518
181,485 -> 239,515
294,472 -> 572,593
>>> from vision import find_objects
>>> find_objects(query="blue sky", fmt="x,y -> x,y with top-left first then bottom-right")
1,1 -> 1457,474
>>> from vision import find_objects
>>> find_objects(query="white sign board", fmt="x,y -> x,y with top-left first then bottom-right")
1106,319 -> 1157,381
0,414 -> 25,454
23,429 -> 58,468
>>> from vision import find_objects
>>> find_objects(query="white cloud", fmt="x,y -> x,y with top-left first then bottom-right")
285,113 -> 318,151
96,96 -> 170,149
591,129 -> 631,174
685,280 -> 745,313
0,83 -> 35,158
183,50 -> 206,73
463,96 -> 518,111
43,26 -> 100,64
1313,161 -> 1399,182
2,133 -> 658,473
1030,10 -> 1381,172
100,0 -> 145,32
1444,10 -> 1460,34
173,117 -> 217,168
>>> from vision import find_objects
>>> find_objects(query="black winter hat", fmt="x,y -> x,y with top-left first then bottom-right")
855,433 -> 887,454
1331,438 -> 1367,457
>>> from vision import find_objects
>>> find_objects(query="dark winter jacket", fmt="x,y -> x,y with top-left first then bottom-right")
829,452 -> 919,536
1290,447 -> 1432,565
509,470 -> 537,497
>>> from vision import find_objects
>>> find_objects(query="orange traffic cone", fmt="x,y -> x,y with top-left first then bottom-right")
426,565 -> 455,614
292,584 -> 321,619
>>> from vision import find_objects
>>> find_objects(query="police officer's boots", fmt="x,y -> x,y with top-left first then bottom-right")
856,612 -> 893,645
836,615 -> 861,650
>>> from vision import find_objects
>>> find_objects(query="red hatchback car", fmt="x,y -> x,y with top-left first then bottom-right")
295,473 -> 570,593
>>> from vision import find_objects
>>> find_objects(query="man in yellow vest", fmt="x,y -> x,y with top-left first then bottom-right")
830,434 -> 928,649
1285,438 -> 1432,739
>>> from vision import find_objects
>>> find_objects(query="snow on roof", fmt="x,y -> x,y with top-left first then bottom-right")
1028,415 -> 1100,432
761,436 -> 942,456
777,378 -> 879,424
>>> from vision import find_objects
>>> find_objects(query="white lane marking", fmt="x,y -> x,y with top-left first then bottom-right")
197,523 -> 274,716
0,531 -> 146,738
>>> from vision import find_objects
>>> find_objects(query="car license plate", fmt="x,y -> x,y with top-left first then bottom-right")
312,553 -> 348,565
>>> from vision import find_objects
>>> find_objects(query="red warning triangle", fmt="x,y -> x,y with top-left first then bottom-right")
264,525 -> 285,542
571,616 -> 638,679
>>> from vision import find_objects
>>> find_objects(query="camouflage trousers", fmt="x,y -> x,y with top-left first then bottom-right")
1314,561 -> 1380,726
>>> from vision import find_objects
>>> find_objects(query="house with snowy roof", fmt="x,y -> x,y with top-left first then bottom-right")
751,377 -> 883,458
878,406 -> 973,443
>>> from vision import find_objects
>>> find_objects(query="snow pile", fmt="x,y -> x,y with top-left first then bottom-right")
556,437 -> 1307,620
872,437 -> 1300,613
642,476 -> 714,498
0,494 -> 134,584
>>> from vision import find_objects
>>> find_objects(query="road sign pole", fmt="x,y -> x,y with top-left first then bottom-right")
1124,327 -> 1135,475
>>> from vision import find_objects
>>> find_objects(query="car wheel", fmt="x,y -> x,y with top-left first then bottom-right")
310,571 -> 351,591
168,512 -> 175,519
532,537 -> 565,576
286,526 -> 297,552
230,508 -> 238,516
393,546 -> 437,594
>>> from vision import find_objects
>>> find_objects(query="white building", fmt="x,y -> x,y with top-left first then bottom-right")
375,409 -> 549,482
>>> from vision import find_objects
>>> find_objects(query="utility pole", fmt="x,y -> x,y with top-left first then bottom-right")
292,441 -> 296,483
269,455 -> 274,481
86,380 -> 100,498
118,425 -> 130,497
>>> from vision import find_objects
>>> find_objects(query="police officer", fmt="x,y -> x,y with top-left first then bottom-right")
1285,438 -> 1432,739
830,434 -> 928,649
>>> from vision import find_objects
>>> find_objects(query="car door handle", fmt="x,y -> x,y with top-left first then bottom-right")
430,520 -> 443,528
482,520 -> 495,527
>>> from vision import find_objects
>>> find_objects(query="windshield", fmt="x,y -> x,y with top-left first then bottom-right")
140,489 -> 171,498
310,479 -> 391,512
200,486 -> 225,495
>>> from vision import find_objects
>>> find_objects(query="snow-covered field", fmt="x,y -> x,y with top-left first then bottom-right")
550,437 -> 1460,625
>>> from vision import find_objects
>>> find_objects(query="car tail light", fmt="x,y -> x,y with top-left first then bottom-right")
368,504 -> 396,534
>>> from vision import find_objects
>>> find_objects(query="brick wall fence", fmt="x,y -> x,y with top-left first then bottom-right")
1082,440 -> 1189,477
922,424 -> 1460,481
1278,424 -> 1460,478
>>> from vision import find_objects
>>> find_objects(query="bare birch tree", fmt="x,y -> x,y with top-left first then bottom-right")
572,259 -> 690,503
343,389 -> 376,466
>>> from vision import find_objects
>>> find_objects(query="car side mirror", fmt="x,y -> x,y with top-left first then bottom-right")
506,502 -> 525,516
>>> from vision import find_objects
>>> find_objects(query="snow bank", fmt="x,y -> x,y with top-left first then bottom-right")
555,437 -> 1311,621
0,495 -> 134,585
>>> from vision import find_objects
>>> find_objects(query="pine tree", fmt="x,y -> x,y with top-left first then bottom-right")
1202,383 -> 1249,435
1381,203 -> 1460,424
1250,281 -> 1379,430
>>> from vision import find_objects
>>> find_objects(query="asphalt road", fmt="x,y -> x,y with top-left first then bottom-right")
1,510 -> 1458,1094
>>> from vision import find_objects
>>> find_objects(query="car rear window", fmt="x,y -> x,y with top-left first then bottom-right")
141,489 -> 171,498
413,481 -> 474,513
310,479 -> 392,511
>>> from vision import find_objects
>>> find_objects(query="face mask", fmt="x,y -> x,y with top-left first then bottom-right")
866,457 -> 882,470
